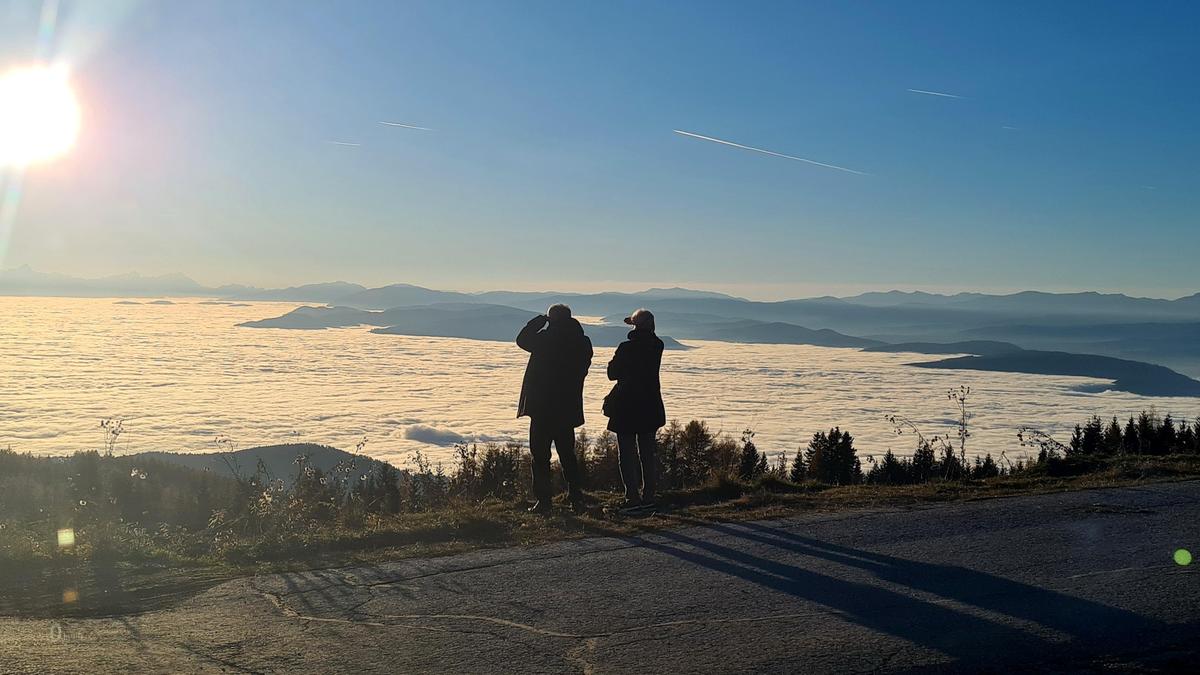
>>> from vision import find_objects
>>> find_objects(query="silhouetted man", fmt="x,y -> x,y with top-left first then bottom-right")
517,304 -> 592,514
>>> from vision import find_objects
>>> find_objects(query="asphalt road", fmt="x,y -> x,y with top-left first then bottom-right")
3,482 -> 1199,673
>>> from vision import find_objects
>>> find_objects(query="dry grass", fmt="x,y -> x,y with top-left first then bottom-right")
5,454 -> 1199,619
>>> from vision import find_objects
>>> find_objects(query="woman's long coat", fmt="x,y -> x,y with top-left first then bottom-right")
603,328 -> 666,434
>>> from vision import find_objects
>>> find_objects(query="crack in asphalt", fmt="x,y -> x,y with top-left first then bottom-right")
259,583 -> 854,641
564,637 -> 599,675
257,590 -> 879,675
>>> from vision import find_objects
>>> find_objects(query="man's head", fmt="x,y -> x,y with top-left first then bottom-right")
546,304 -> 572,323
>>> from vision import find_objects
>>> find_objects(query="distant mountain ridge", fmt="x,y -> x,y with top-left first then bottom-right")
864,340 -> 1023,356
239,303 -> 691,350
230,281 -> 368,303
0,266 -> 208,297
914,350 -> 1200,398
5,266 -> 1200,377
842,288 -> 1200,316
4,265 -> 1195,313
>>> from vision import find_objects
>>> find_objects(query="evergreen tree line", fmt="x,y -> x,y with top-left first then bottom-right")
4,409 -> 1198,562
1068,412 -> 1200,457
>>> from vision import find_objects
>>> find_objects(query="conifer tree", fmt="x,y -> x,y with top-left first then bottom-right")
737,430 -> 763,480
1103,417 -> 1123,455
1159,415 -> 1178,454
911,441 -> 936,483
1122,416 -> 1140,455
789,446 -> 807,483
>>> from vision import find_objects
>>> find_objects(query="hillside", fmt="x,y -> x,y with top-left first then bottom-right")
239,303 -> 690,349
864,340 -> 1023,356
913,350 -> 1200,397
132,443 -> 388,484
700,320 -> 882,348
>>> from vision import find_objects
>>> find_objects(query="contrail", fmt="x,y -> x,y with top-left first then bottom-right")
327,141 -> 361,147
672,130 -> 868,175
906,88 -> 964,99
380,121 -> 432,131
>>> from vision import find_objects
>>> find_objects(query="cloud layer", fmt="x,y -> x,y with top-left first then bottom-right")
403,424 -> 466,446
2,298 -> 1195,468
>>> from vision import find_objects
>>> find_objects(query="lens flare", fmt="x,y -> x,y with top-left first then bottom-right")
0,65 -> 81,167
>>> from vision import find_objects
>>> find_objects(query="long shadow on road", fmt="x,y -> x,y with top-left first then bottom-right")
730,521 -> 1164,648
628,522 -> 1167,669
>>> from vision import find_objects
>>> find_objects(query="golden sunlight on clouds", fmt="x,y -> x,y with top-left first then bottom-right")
0,65 -> 81,168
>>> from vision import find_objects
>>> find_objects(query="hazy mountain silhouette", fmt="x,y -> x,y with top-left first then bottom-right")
231,281 -> 367,303
7,265 -> 1196,323
240,302 -> 689,349
237,295 -> 1200,388
601,310 -> 880,348
702,321 -> 881,347
963,321 -> 1200,348
336,283 -> 472,309
0,266 -> 207,297
914,350 -> 1200,397
958,321 -> 1200,377
840,290 -> 990,307
864,341 -> 1023,356
636,287 -> 745,300
9,265 -> 1200,376
469,288 -> 744,315
238,305 -> 377,329
133,443 -> 389,485
840,289 -> 1200,318
934,291 -> 1198,317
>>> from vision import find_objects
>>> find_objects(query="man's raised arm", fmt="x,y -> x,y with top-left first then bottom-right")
516,314 -> 550,353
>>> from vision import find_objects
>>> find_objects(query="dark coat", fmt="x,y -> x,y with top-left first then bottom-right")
516,316 -> 593,428
604,328 -> 666,434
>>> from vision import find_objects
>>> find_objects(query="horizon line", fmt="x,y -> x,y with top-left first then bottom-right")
1,265 -> 1196,303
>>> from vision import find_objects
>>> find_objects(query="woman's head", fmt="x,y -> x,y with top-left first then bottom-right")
623,308 -> 655,332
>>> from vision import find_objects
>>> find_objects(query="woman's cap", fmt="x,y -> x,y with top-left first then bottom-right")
623,308 -> 654,328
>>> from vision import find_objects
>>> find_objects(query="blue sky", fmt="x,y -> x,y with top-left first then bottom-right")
2,0 -> 1197,298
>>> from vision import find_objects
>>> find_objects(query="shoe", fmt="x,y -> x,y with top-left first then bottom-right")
569,491 -> 587,515
619,497 -> 642,510
527,501 -> 551,515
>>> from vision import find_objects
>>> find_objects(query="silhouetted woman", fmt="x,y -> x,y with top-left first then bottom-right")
603,308 -> 666,508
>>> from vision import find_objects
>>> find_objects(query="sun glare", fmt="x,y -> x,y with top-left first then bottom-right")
0,65 -> 81,168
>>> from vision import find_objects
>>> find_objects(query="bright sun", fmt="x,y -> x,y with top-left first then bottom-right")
0,65 -> 81,168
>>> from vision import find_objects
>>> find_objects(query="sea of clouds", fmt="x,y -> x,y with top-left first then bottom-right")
3,297 -> 1198,468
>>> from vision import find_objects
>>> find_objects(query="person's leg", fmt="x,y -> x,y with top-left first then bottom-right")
617,432 -> 643,502
553,426 -> 583,504
638,430 -> 658,501
528,420 -> 553,507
